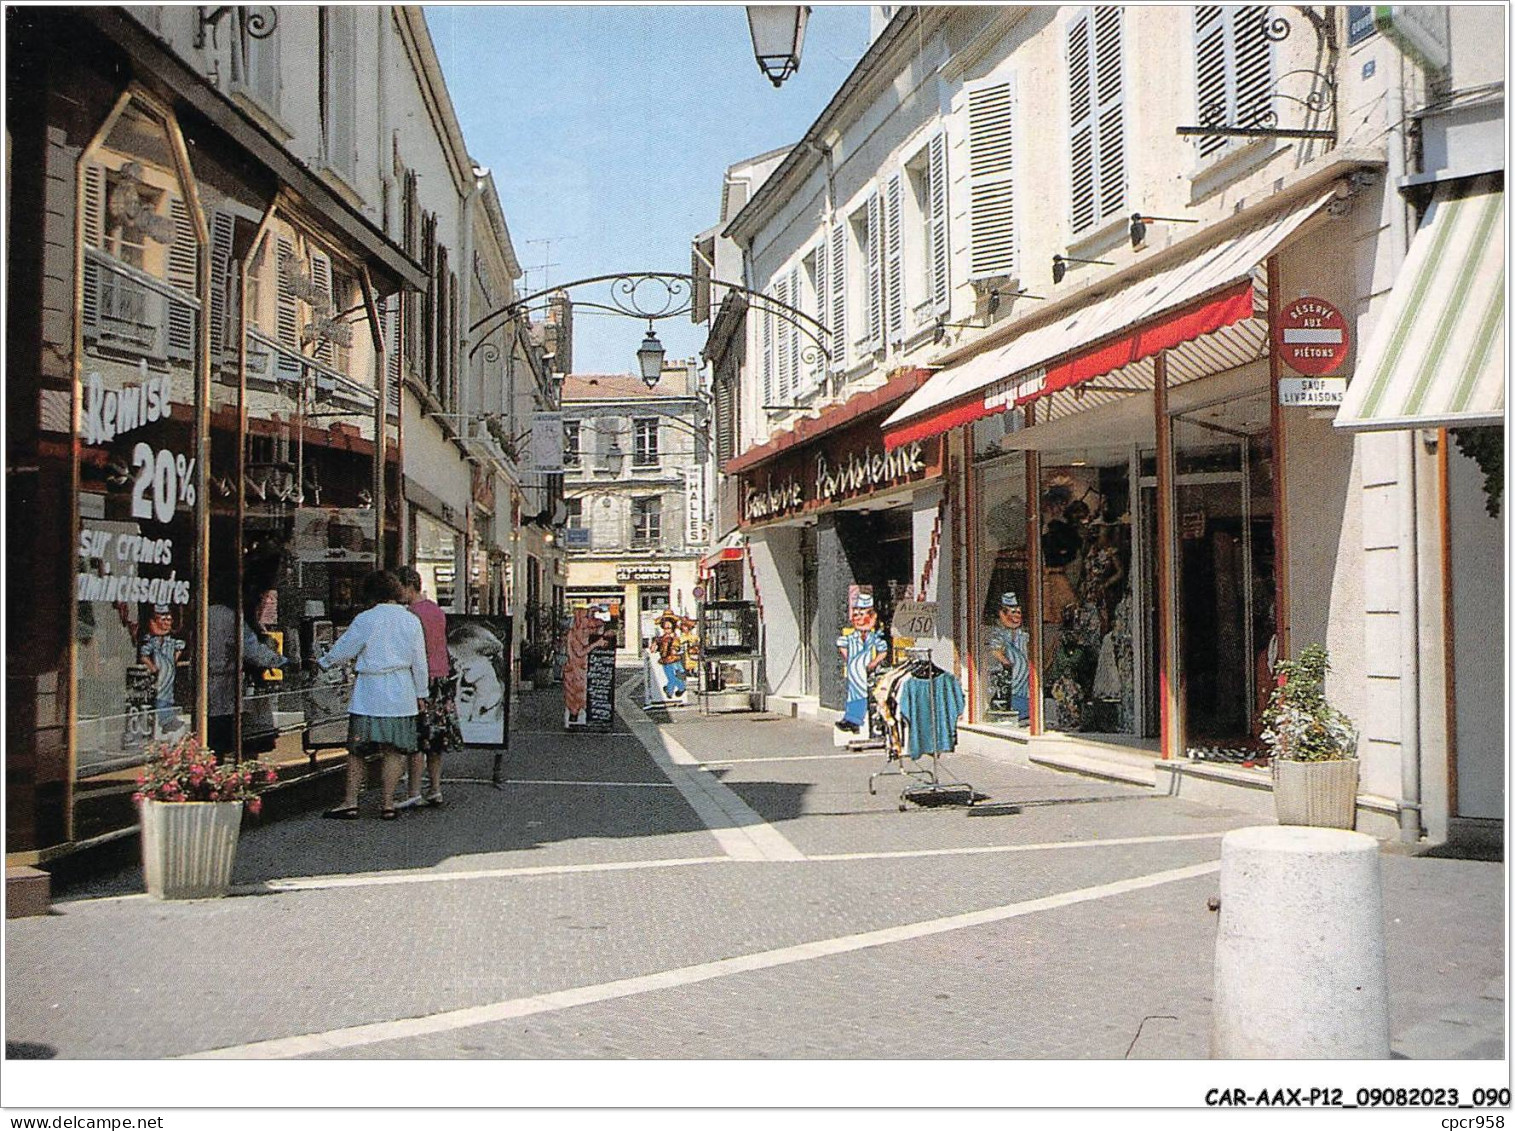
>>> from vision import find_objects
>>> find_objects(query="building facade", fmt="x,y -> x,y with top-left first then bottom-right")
560,363 -> 712,656
711,5 -> 1503,844
5,6 -> 562,859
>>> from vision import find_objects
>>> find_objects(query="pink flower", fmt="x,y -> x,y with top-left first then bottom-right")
247,797 -> 262,816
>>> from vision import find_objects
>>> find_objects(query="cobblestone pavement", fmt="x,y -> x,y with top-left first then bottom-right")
5,676 -> 1504,1066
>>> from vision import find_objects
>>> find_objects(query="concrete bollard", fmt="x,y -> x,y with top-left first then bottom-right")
1212,826 -> 1390,1059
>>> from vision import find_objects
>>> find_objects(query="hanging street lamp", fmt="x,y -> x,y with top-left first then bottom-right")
746,5 -> 809,88
636,321 -> 666,388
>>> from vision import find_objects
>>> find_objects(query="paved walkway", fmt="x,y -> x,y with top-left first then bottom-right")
5,675 -> 1504,1068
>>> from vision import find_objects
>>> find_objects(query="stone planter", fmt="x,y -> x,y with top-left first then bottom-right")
139,799 -> 244,899
1273,757 -> 1360,830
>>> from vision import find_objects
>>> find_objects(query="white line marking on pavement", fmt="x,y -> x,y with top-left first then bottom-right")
616,686 -> 807,863
697,751 -> 889,766
180,859 -> 1220,1059
494,778 -> 678,789
64,831 -> 1228,903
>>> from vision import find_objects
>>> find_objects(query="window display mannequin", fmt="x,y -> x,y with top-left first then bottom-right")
986,591 -> 1031,721
836,590 -> 889,734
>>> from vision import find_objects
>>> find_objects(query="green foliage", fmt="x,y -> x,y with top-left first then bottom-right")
1451,426 -> 1503,518
1259,644 -> 1357,762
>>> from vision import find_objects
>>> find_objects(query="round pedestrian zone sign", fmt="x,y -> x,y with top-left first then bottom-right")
1275,296 -> 1350,376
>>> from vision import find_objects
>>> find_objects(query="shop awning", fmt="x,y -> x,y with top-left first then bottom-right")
883,189 -> 1339,449
699,534 -> 746,573
1334,176 -> 1505,431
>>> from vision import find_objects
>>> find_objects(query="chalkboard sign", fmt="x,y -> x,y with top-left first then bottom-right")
585,648 -> 616,729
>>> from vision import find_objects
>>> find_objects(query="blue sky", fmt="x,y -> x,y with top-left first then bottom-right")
424,4 -> 872,373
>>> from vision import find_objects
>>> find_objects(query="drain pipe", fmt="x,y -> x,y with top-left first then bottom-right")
1386,57 -> 1424,843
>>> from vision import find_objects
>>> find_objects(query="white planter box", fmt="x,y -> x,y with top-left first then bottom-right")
139,799 -> 244,899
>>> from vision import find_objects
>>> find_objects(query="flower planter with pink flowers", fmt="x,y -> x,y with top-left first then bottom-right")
133,735 -> 278,900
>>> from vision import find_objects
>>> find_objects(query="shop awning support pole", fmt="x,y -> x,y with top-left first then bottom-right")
1268,255 -> 1291,663
1153,351 -> 1182,760
1024,412 -> 1043,735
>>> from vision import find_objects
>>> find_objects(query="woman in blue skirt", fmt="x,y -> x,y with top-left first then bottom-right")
316,570 -> 430,820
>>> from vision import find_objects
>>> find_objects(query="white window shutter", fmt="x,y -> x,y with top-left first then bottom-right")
774,274 -> 792,399
166,197 -> 198,292
760,296 -> 774,406
967,75 -> 1017,279
1232,6 -> 1273,132
275,236 -> 299,350
884,172 -> 904,343
309,250 -> 334,363
1194,6 -> 1231,159
787,266 -> 802,390
82,165 -> 104,249
1094,7 -> 1126,223
829,217 -> 847,370
865,189 -> 882,350
1066,12 -> 1096,235
208,211 -> 236,358
813,237 -> 828,384
927,133 -> 950,313
327,7 -> 357,177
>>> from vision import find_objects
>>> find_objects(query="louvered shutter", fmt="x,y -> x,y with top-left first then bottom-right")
208,211 -> 236,358
760,297 -> 774,406
166,198 -> 198,292
967,76 -> 1017,279
1094,8 -> 1126,221
786,267 -> 801,390
774,274 -> 792,400
829,217 -> 847,370
309,251 -> 334,363
884,173 -> 904,343
1232,7 -> 1272,133
165,295 -> 195,362
865,189 -> 882,350
1194,6 -> 1230,159
80,166 -> 104,338
385,294 -> 402,418
1067,12 -> 1096,234
275,236 -> 299,350
325,7 -> 357,178
812,238 -> 828,386
927,134 -> 950,312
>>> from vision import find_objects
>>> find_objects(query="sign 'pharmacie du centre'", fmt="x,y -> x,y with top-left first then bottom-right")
740,417 -> 943,525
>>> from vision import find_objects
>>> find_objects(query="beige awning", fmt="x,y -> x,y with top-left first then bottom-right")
1335,176 -> 1505,431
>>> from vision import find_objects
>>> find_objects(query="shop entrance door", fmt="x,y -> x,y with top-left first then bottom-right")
1142,393 -> 1275,756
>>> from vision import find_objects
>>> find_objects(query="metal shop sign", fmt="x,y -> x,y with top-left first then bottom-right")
1278,377 -> 1347,407
739,413 -> 943,526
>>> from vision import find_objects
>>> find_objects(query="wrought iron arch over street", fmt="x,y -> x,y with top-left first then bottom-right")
467,270 -> 834,368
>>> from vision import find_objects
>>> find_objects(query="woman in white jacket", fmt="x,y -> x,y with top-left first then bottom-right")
317,570 -> 430,820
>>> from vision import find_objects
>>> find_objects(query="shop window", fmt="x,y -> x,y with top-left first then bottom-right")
972,453 -> 1029,726
631,496 -> 661,546
1037,452 -> 1134,735
632,418 -> 659,467
563,420 -> 581,467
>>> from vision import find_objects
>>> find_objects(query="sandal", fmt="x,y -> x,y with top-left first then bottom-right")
323,807 -> 359,820
380,808 -> 399,821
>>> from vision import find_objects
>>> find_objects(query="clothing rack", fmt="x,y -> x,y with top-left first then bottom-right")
868,646 -> 974,810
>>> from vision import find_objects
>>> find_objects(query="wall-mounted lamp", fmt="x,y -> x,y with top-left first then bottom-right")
1052,254 -> 1112,284
933,289 -> 1046,341
1129,212 -> 1199,249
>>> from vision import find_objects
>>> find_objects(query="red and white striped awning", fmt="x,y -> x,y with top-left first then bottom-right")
883,189 -> 1338,449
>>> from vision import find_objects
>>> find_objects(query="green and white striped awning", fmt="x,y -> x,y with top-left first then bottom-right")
1335,175 -> 1505,431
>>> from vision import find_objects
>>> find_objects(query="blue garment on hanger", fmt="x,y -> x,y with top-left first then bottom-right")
898,669 -> 965,759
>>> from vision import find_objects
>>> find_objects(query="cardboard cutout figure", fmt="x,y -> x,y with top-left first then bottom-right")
652,611 -> 687,700
138,603 -> 186,736
836,588 -> 888,734
987,591 -> 1031,720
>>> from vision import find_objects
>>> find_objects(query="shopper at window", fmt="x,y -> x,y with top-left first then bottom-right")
206,576 -> 288,761
316,569 -> 429,821
395,566 -> 462,807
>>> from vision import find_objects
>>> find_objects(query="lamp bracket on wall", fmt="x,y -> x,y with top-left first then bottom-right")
194,6 -> 278,51
1175,6 -> 1338,143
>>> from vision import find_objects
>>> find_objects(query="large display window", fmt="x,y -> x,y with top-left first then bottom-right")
970,451 -> 1029,727
72,93 -> 207,838
1037,450 -> 1136,735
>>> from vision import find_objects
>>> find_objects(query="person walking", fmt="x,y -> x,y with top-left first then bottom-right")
316,570 -> 429,820
395,566 -> 462,807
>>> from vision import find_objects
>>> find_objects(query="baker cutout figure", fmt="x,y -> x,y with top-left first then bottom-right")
836,589 -> 889,735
